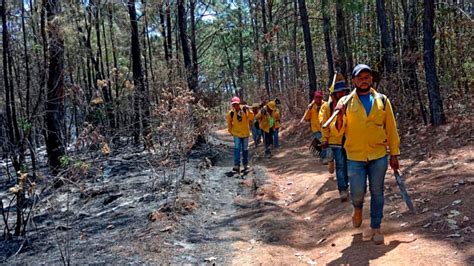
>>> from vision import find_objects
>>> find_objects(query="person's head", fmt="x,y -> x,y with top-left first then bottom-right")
251,103 -> 260,113
231,96 -> 241,111
275,98 -> 281,106
332,79 -> 350,100
313,90 -> 323,104
352,64 -> 373,93
266,101 -> 276,114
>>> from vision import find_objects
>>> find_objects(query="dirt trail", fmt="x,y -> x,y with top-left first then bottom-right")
2,122 -> 472,264
198,125 -> 473,265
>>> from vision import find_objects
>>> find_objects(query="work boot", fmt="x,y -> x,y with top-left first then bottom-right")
352,207 -> 363,228
232,166 -> 240,173
243,165 -> 250,172
328,160 -> 335,174
372,229 -> 384,245
339,190 -> 348,202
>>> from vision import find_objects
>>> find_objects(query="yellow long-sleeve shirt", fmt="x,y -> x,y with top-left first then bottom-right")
331,88 -> 400,161
319,99 -> 344,145
226,108 -> 254,138
304,101 -> 326,133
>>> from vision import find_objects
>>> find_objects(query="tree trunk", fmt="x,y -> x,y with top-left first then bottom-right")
292,0 -> 299,83
322,0 -> 334,82
261,0 -> 271,96
402,0 -> 428,124
177,0 -> 198,92
238,2 -> 245,97
423,0 -> 445,126
159,1 -> 170,64
44,0 -> 65,173
21,2 -> 31,118
375,0 -> 394,73
166,0 -> 173,61
128,0 -> 151,144
190,0 -> 198,89
335,0 -> 348,78
298,0 -> 317,100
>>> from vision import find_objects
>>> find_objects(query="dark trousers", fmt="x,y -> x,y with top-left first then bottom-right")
263,128 -> 273,155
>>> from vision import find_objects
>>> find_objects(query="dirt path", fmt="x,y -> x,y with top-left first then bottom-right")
182,126 -> 473,265
2,123 -> 472,264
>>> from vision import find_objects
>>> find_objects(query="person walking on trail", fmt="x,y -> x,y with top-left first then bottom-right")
320,75 -> 350,202
251,103 -> 262,148
332,64 -> 400,245
226,96 -> 254,173
303,91 -> 327,161
273,98 -> 282,149
256,101 -> 278,158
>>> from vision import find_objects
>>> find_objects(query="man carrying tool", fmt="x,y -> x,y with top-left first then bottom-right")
256,101 -> 278,158
332,64 -> 400,245
227,96 -> 254,173
320,75 -> 350,201
303,91 -> 326,161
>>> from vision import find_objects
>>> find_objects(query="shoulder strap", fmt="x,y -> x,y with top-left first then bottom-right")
376,93 -> 387,111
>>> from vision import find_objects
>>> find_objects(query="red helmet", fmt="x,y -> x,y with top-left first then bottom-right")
231,96 -> 240,105
314,90 -> 323,98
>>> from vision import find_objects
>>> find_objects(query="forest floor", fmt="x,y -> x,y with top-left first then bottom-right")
1,117 -> 473,264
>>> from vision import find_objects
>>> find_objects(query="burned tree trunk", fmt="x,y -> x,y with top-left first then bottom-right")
423,0 -> 445,126
44,0 -> 66,173
298,0 -> 317,100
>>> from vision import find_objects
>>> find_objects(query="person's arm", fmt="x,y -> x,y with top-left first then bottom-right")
226,112 -> 233,135
319,103 -> 330,144
247,110 -> 254,127
303,106 -> 312,121
274,110 -> 281,121
384,98 -> 401,170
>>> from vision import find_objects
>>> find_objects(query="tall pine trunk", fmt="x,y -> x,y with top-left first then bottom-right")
375,0 -> 394,73
177,0 -> 197,92
423,0 -> 445,126
298,0 -> 317,100
335,0 -> 348,78
128,0 -> 151,144
261,0 -> 271,96
44,0 -> 65,173
322,0 -> 334,82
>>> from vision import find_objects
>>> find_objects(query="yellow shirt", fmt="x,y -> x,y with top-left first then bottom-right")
255,108 -> 278,133
226,108 -> 254,138
274,109 -> 281,129
331,88 -> 400,161
319,99 -> 344,145
304,101 -> 326,133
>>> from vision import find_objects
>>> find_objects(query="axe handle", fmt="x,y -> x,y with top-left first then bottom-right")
300,100 -> 315,123
322,90 -> 355,128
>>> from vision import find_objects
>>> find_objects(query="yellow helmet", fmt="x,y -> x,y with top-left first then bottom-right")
267,101 -> 277,111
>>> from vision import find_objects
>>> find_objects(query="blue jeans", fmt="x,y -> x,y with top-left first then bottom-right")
273,128 -> 280,148
234,137 -> 249,167
251,125 -> 262,146
328,146 -> 348,192
314,132 -> 326,158
347,155 -> 388,229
